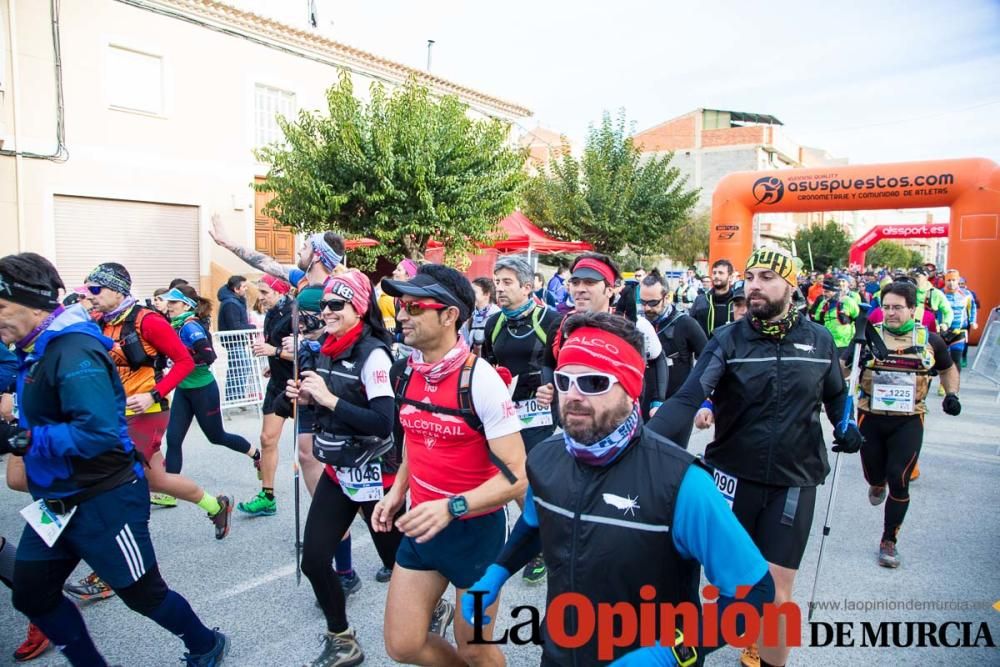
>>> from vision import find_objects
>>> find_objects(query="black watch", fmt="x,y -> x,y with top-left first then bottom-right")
150,389 -> 163,404
447,495 -> 469,519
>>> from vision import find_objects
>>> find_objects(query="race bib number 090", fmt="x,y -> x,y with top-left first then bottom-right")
712,469 -> 738,509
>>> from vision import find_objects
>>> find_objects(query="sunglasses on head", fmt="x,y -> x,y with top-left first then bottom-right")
85,285 -> 103,296
554,371 -> 620,396
320,299 -> 349,312
402,301 -> 449,316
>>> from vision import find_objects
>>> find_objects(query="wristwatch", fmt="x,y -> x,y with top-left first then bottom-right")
447,495 -> 469,519
149,389 -> 163,405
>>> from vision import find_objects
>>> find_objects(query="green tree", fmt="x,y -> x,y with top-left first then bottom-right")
255,72 -> 526,267
660,209 -> 710,267
785,220 -> 852,271
521,111 -> 699,256
864,240 -> 925,269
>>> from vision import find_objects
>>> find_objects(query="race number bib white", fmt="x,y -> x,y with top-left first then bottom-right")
336,462 -> 384,503
21,499 -> 77,547
515,398 -> 553,428
872,370 -> 916,413
712,469 -> 738,509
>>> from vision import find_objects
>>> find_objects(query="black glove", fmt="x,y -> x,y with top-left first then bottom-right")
0,427 -> 30,456
832,421 -> 863,453
942,393 -> 961,416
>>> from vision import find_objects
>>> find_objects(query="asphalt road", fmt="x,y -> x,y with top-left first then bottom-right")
1,358 -> 998,666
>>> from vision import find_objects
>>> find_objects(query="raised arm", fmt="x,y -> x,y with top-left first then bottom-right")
208,213 -> 291,281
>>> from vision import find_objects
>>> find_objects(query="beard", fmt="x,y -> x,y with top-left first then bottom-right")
712,278 -> 728,290
748,285 -> 792,321
297,252 -> 312,271
561,395 -> 634,445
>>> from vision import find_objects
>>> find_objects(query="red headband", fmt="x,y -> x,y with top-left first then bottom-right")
573,258 -> 616,285
557,326 -> 644,400
260,274 -> 291,295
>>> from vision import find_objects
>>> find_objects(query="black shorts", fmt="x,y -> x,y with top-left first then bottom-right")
395,508 -> 506,589
730,476 -> 817,570
297,406 -> 316,435
262,379 -> 284,416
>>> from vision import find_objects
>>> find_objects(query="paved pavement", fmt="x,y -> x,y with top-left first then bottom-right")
1,357 -> 998,666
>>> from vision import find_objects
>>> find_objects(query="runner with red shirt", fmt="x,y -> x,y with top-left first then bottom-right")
372,264 -> 526,667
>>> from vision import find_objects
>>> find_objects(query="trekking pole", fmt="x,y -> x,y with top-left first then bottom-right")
291,299 -> 302,586
808,304 -> 869,621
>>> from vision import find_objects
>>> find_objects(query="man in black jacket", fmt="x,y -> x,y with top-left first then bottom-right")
640,274 -> 707,398
650,247 -> 863,667
462,312 -> 774,666
0,253 -> 226,667
217,275 -> 255,403
690,259 -> 737,337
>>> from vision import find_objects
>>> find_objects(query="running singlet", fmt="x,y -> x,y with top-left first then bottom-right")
399,358 -> 521,516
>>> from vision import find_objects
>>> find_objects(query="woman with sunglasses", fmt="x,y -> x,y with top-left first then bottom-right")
284,270 -> 403,667
161,285 -> 259,479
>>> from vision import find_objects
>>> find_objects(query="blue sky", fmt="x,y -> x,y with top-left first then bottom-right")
315,0 -> 1000,165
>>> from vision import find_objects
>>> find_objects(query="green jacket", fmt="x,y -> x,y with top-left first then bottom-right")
809,295 -> 860,348
916,286 -> 952,330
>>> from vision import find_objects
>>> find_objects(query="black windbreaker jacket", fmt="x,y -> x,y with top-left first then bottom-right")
649,315 -> 847,487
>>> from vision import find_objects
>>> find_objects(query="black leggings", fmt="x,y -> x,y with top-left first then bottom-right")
165,380 -> 253,473
859,412 -> 924,544
301,473 -> 403,634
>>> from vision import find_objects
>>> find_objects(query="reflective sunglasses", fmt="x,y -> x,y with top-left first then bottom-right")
554,371 -> 620,396
85,285 -> 103,295
402,301 -> 449,316
320,299 -> 349,312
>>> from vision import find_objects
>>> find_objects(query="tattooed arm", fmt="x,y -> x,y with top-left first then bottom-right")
208,213 -> 291,281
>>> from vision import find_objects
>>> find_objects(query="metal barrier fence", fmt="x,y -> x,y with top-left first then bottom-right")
970,306 -> 1000,403
212,329 -> 269,412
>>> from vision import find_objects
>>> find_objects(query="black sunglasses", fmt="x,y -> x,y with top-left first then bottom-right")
320,299 -> 349,312
86,285 -> 103,296
639,297 -> 664,307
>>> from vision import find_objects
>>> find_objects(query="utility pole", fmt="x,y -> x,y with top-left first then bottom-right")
426,39 -> 435,72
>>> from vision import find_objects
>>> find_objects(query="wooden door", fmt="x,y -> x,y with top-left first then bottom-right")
254,178 -> 295,264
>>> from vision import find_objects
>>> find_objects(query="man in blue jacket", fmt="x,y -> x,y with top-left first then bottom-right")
0,253 -> 227,667
217,275 -> 255,403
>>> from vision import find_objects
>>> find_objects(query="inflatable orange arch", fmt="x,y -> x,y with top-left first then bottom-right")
709,158 -> 1000,344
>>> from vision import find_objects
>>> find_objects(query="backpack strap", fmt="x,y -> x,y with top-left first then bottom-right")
490,307 -> 548,346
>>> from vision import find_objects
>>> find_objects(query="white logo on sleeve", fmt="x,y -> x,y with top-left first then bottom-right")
602,493 -> 640,517
793,343 -> 815,353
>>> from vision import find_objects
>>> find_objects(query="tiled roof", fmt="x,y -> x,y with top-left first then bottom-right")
150,0 -> 532,119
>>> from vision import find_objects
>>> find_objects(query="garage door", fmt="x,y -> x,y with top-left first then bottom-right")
54,196 -> 200,299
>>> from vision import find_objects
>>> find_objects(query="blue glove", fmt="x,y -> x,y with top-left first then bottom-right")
460,564 -> 511,626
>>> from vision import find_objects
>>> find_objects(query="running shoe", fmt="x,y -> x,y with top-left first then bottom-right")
13,623 -> 50,662
429,598 -> 455,637
209,495 -> 233,540
878,540 -> 900,568
304,628 -> 363,667
739,642 -> 760,667
63,572 -> 116,602
236,491 -> 276,516
183,629 -> 228,667
868,485 -> 886,506
910,462 -> 920,481
150,493 -> 177,508
338,570 -> 362,598
375,566 -> 392,583
937,384 -> 946,397
521,555 -> 546,585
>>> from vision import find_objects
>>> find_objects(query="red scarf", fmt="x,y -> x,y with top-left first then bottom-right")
320,322 -> 365,359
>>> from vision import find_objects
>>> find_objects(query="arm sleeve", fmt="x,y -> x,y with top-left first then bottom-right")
181,322 -> 217,366
935,290 -> 953,328
647,336 -> 726,447
928,333 -> 954,372
684,318 -> 708,357
495,485 -> 542,574
140,314 -> 194,396
671,466 -> 775,650
821,338 -> 848,427
646,352 -> 668,404
331,396 -> 394,439
967,295 -> 977,326
28,346 -> 126,459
